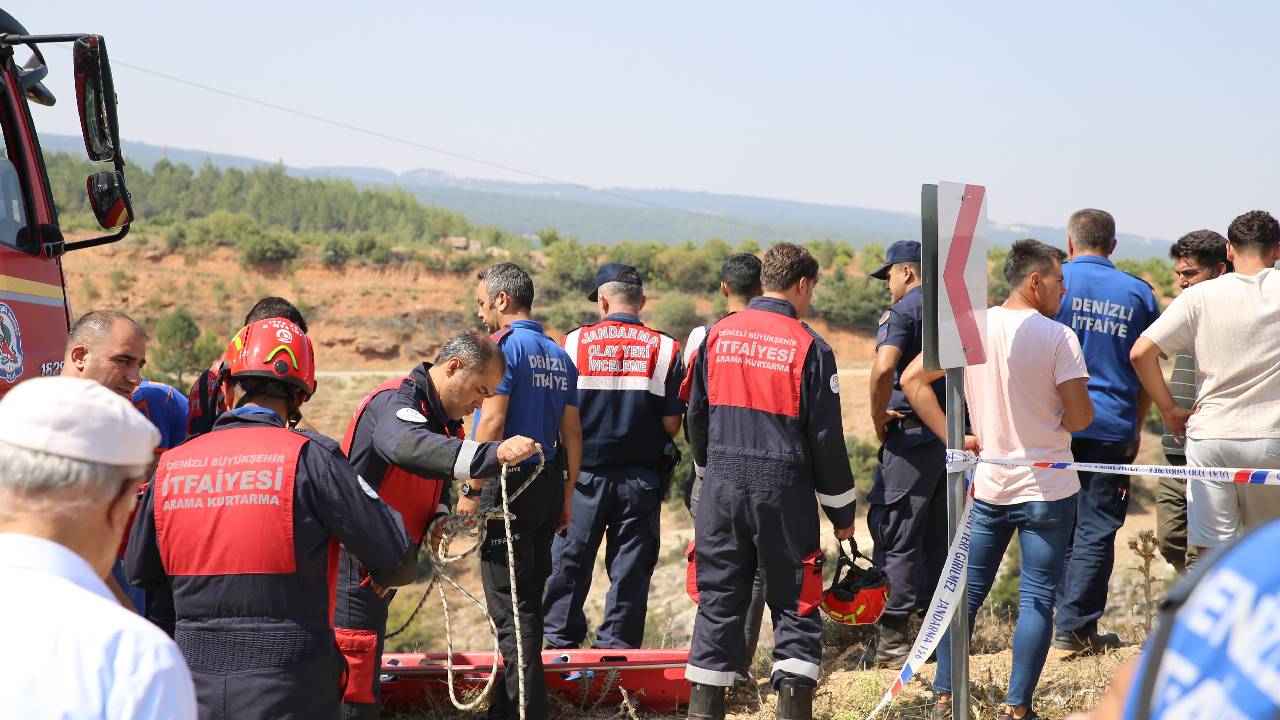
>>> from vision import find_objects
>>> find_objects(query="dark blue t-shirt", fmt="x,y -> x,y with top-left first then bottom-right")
1054,255 -> 1160,442
475,319 -> 578,463
877,286 -> 946,435
1123,520 -> 1280,718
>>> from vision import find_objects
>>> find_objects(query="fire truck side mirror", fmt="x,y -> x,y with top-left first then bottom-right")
85,170 -> 133,230
72,35 -> 120,163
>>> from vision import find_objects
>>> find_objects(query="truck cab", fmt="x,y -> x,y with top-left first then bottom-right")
0,9 -> 132,392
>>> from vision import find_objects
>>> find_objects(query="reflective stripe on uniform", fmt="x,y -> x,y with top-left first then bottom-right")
452,439 -> 480,481
684,664 -> 737,687
772,658 -> 820,680
817,487 -> 857,508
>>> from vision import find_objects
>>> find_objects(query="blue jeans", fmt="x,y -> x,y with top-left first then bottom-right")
934,496 -> 1075,707
1055,439 -> 1136,636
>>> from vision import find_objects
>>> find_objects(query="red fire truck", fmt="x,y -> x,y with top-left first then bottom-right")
0,9 -> 132,391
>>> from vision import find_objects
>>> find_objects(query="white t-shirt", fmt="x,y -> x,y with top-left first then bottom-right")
0,533 -> 196,719
1141,268 -> 1280,439
964,306 -> 1089,505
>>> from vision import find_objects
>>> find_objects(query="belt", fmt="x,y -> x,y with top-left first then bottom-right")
176,625 -> 333,673
885,415 -> 926,434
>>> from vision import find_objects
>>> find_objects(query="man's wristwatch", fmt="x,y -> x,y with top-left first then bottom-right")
460,481 -> 482,498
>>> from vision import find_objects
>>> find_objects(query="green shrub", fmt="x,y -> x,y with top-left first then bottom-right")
539,302 -> 595,334
988,247 -> 1011,305
237,230 -> 299,267
321,236 -> 351,267
152,308 -> 202,387
541,237 -> 596,301
656,243 -> 717,293
859,243 -> 886,274
162,224 -> 186,251
649,294 -> 703,341
368,243 -> 393,265
446,252 -> 483,274
811,271 -> 887,331
188,210 -> 261,248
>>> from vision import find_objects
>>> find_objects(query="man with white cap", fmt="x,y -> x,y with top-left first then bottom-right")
0,376 -> 196,719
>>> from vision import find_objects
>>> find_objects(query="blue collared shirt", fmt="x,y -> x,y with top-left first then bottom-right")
478,319 -> 579,462
1054,255 -> 1160,442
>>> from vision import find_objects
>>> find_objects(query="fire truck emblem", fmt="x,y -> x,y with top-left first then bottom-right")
0,303 -> 23,383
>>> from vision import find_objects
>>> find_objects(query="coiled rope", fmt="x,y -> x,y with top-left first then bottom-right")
386,450 -> 544,718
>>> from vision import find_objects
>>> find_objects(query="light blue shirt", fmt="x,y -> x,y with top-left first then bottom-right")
0,533 -> 196,719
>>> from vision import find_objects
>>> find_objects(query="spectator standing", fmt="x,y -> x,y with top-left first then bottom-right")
472,262 -> 580,720
60,310 -> 149,611
1132,210 -> 1280,555
542,264 -> 684,651
863,240 -> 948,668
0,376 -> 196,719
1155,231 -> 1229,573
186,296 -> 307,438
1052,209 -> 1160,654
904,239 -> 1092,720
680,252 -> 766,685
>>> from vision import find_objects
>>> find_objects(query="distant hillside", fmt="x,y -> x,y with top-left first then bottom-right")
42,134 -> 1173,259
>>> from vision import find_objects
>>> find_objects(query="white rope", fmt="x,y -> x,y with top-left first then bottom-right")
406,451 -> 544,715
499,460 -> 527,720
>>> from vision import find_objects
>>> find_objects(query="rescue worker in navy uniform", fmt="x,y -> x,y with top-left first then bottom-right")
680,252 -> 767,684
863,240 -> 948,668
125,319 -> 417,720
335,331 -> 541,719
685,243 -> 857,720
188,296 -> 308,438
542,264 -> 685,650
471,262 -> 581,720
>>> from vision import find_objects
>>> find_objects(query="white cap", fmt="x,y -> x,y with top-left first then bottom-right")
0,376 -> 160,466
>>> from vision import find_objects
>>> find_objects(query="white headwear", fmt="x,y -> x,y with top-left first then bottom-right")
0,376 -> 159,466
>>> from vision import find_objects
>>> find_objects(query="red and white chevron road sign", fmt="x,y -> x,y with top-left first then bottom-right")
935,181 -> 988,368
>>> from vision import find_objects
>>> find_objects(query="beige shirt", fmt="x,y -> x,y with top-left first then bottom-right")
1142,268 -> 1280,439
965,306 -> 1089,505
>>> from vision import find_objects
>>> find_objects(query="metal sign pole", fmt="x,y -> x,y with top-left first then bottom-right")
924,181 -> 984,720
945,367 -> 969,720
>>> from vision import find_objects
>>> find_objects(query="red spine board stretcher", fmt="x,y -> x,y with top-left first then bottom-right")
380,648 -> 691,712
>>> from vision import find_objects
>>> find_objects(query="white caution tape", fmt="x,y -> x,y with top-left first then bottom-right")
868,450 -> 1280,718
944,450 -> 1280,486
865,472 -> 974,720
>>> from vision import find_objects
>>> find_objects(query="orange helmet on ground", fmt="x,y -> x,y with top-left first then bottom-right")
820,540 -> 891,626
223,319 -> 316,400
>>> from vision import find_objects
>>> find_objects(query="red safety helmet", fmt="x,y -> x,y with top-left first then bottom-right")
820,540 -> 891,626
222,319 -> 317,402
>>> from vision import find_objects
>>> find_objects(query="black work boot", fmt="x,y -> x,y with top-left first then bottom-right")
774,676 -> 815,720
860,614 -> 911,669
688,682 -> 726,720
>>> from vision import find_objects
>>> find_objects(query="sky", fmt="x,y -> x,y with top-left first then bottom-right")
20,1 -> 1280,240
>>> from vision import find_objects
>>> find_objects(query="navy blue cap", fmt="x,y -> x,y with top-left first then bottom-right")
588,263 -> 643,301
870,240 -> 922,280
